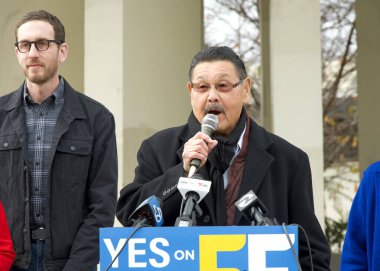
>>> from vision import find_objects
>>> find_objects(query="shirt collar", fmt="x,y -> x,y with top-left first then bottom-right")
235,124 -> 247,154
23,77 -> 65,105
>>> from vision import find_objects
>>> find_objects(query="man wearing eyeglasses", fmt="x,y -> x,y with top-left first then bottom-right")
116,46 -> 331,270
0,10 -> 118,270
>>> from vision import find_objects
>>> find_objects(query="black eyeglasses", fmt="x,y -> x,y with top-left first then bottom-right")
190,79 -> 245,93
15,39 -> 63,53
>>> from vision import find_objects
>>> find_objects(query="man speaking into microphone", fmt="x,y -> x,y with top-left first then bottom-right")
116,46 -> 331,270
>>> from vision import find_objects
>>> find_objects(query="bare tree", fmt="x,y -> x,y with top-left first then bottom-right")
321,0 -> 357,169
204,0 -> 262,122
320,0 -> 358,253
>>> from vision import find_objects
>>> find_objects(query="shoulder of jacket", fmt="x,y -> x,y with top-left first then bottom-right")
253,121 -> 307,158
147,125 -> 186,142
364,161 -> 380,175
0,89 -> 22,110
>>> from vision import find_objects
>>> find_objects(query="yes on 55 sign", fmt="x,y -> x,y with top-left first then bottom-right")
100,226 -> 298,271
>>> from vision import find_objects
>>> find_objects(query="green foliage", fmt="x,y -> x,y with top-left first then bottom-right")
325,217 -> 347,252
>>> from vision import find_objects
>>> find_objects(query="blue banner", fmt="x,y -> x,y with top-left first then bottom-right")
100,225 -> 298,271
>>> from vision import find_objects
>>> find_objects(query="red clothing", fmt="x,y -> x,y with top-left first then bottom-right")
0,201 -> 15,271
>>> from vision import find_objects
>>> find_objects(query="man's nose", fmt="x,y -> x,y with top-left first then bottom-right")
28,44 -> 39,57
207,86 -> 219,102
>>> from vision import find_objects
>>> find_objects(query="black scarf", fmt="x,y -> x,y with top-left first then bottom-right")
187,109 -> 247,225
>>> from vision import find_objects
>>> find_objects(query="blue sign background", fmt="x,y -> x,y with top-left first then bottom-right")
100,225 -> 298,271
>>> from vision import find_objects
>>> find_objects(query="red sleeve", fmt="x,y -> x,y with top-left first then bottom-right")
0,201 -> 15,271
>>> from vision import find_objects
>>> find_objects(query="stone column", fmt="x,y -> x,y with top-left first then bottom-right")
84,0 -> 203,212
260,0 -> 325,226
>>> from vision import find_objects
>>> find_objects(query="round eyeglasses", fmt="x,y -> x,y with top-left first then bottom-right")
15,39 -> 63,53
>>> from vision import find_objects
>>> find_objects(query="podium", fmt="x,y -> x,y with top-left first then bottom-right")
100,225 -> 298,271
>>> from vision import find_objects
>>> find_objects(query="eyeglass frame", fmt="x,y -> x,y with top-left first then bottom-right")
190,78 -> 245,93
15,39 -> 64,53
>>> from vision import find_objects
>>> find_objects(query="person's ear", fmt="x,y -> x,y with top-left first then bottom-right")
58,42 -> 68,63
243,78 -> 251,104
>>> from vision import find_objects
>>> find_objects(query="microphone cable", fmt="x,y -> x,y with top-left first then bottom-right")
104,223 -> 150,271
281,223 -> 314,271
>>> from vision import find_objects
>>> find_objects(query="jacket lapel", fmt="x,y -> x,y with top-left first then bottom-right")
47,80 -> 87,170
234,119 -> 274,224
53,79 -> 87,140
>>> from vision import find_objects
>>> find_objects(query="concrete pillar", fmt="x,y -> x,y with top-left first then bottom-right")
260,0 -> 325,227
356,1 -> 380,173
84,0 -> 203,203
123,0 -> 203,185
84,0 -> 125,207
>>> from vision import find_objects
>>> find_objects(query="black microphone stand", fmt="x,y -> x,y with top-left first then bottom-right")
175,192 -> 203,227
249,205 -> 277,226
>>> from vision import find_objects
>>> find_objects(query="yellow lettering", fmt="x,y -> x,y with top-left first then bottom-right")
199,234 -> 245,271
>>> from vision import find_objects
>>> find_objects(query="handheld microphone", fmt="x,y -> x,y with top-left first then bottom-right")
128,195 -> 164,227
175,173 -> 211,227
235,190 -> 277,226
188,114 -> 218,177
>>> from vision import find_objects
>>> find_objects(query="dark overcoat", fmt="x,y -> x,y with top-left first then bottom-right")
117,117 -> 331,270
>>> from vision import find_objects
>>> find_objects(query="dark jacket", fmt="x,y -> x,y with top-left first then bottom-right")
116,117 -> 331,270
0,79 -> 118,270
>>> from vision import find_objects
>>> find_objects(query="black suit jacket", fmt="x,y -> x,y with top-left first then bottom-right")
116,117 -> 331,270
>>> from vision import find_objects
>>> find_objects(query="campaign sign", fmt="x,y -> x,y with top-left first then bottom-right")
100,225 -> 298,271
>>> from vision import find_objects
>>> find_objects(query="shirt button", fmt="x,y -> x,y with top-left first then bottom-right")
3,142 -> 8,148
70,146 -> 76,151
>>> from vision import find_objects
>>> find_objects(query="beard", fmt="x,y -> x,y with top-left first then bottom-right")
24,63 -> 58,85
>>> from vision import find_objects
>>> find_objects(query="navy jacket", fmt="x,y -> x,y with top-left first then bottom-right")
116,117 -> 331,270
0,79 -> 118,270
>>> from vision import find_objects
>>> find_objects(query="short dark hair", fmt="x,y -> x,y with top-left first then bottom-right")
188,46 -> 247,82
15,10 -> 65,43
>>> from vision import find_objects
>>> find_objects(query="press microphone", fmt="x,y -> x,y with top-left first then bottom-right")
235,190 -> 277,226
104,196 -> 163,271
175,173 -> 211,227
236,192 -> 305,270
188,114 -> 219,177
128,195 -> 164,227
